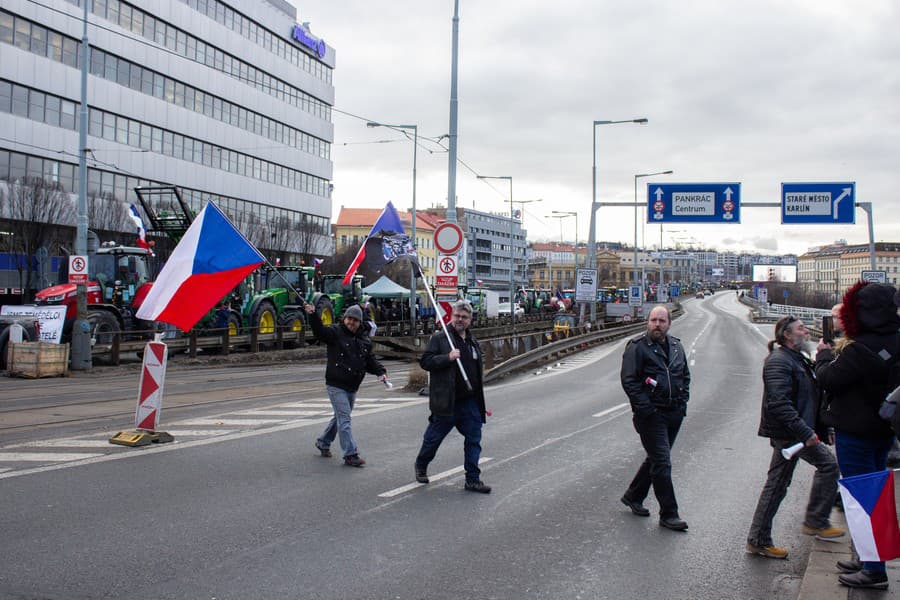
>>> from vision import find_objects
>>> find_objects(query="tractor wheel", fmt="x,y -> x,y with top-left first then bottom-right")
0,324 -> 35,371
226,312 -> 242,336
88,311 -> 119,345
278,310 -> 305,348
316,297 -> 334,325
252,301 -> 277,335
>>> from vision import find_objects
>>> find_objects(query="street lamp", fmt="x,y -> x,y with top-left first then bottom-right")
550,210 -> 578,266
586,118 -> 648,322
476,174 -> 516,325
367,121 -> 418,334
633,170 -> 673,295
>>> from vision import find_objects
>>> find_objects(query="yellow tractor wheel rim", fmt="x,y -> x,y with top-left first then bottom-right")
259,310 -> 276,334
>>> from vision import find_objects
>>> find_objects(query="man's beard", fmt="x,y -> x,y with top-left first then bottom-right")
649,329 -> 666,343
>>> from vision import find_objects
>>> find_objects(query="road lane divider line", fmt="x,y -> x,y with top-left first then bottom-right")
378,458 -> 495,498
0,452 -> 105,462
592,403 -> 630,419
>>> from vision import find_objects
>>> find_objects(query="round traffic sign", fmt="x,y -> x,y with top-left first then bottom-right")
439,256 -> 456,274
434,223 -> 464,254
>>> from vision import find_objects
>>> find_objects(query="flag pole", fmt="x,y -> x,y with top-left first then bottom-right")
412,258 -> 473,392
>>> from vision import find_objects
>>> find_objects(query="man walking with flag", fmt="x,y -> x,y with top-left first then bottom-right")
414,300 -> 491,493
305,303 -> 387,467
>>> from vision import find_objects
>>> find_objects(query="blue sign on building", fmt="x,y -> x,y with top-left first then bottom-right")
646,183 -> 741,223
781,182 -> 855,224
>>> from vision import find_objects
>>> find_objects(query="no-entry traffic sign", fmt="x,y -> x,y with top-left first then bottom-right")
434,223 -> 464,254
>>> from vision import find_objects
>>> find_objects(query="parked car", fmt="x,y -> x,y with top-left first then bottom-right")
695,292 -> 704,299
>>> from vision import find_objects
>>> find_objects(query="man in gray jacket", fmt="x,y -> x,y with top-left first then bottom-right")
414,300 -> 490,493
746,315 -> 843,560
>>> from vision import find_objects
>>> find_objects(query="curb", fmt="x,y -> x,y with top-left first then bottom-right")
799,476 -> 900,598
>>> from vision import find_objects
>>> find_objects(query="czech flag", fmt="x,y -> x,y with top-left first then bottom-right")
838,469 -> 900,562
136,202 -> 264,331
342,201 -> 404,285
128,204 -> 151,252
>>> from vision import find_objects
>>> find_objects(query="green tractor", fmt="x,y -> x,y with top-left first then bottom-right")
319,274 -> 375,323
241,266 -> 314,337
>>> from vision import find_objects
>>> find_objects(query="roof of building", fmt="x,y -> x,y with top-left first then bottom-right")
335,207 -> 436,231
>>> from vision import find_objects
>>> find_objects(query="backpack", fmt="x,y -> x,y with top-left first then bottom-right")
875,348 -> 900,436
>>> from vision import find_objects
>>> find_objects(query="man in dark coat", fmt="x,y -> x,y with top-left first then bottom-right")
305,303 -> 387,467
620,305 -> 691,531
815,282 -> 899,589
414,300 -> 491,493
746,315 -> 842,561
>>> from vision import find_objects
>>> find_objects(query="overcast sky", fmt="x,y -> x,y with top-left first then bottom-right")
292,0 -> 899,256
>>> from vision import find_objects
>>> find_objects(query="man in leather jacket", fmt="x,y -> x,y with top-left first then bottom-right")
746,315 -> 842,560
620,305 -> 691,531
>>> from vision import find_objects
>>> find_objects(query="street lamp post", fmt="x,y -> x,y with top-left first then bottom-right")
633,171 -> 673,303
367,121 -> 417,334
586,118 -> 648,323
550,210 -> 578,267
476,175 -> 516,325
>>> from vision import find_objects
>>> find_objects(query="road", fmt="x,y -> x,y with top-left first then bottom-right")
0,294 -> 842,599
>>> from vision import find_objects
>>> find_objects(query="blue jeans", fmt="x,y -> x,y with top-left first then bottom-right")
318,386 -> 358,458
415,396 -> 483,483
835,430 -> 896,574
625,409 -> 684,519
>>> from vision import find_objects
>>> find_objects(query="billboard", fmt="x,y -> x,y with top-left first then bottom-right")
711,267 -> 725,277
752,264 -> 797,283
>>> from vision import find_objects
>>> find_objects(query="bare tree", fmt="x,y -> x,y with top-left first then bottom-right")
267,214 -> 329,264
228,209 -> 268,254
87,190 -> 131,243
1,177 -> 76,301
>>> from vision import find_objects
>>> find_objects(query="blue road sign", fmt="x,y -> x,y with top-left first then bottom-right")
781,182 -> 855,224
647,183 -> 741,223
669,285 -> 680,297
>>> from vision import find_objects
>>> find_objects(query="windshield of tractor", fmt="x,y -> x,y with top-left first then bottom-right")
322,278 -> 347,295
264,269 -> 308,295
91,254 -> 149,287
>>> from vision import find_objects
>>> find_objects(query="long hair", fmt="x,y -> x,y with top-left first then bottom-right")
768,315 -> 797,353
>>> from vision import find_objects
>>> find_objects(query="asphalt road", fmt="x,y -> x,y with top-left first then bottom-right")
0,294 -> 834,599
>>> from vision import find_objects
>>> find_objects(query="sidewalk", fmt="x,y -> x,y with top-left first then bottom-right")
799,472 -> 900,599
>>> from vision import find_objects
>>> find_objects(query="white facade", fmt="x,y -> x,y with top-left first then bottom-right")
1,0 -> 333,254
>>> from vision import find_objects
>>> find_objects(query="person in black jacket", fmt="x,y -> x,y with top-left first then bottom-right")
815,282 -> 899,590
620,305 -> 691,531
414,300 -> 491,493
305,303 -> 387,467
746,315 -> 843,561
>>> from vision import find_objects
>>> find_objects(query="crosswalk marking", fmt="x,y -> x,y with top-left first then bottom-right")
0,396 -> 429,478
171,418 -> 287,426
0,452 -> 104,462
233,409 -> 329,417
5,439 -> 113,448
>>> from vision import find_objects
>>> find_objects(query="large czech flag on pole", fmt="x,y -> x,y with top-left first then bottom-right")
342,201 -> 405,285
838,469 -> 900,562
136,202 -> 264,331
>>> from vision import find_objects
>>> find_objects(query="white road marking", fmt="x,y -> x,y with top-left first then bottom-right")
0,452 -> 104,462
0,400 -> 428,480
233,409 -> 329,417
0,468 -> 11,473
378,458 -> 495,498
159,430 -> 237,437
592,403 -> 630,418
4,439 -> 113,448
170,418 -> 286,426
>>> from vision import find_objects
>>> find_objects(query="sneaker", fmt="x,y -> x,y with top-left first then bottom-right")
414,466 -> 429,484
464,480 -> 492,494
315,441 -> 332,458
620,495 -> 650,517
802,524 -> 845,540
746,543 -> 789,559
659,517 -> 689,531
343,454 -> 365,467
836,559 -> 862,573
838,569 -> 889,590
